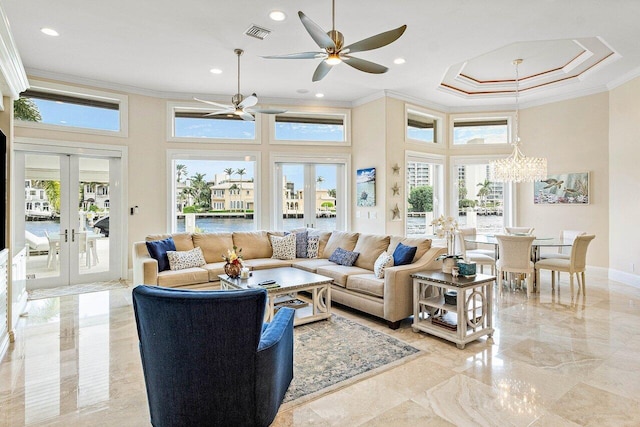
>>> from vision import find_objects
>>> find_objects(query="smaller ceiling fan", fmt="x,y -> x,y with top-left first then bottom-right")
263,0 -> 406,81
195,48 -> 286,121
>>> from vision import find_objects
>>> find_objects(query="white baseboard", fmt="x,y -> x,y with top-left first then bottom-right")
608,269 -> 640,288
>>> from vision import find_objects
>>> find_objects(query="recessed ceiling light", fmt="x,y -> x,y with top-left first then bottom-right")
296,89 -> 309,94
393,57 -> 406,65
41,27 -> 59,37
269,10 -> 287,21
210,68 -> 222,74
315,93 -> 324,98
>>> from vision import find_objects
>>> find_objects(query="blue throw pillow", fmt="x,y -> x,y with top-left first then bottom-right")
393,242 -> 417,266
146,238 -> 177,272
285,230 -> 308,258
328,247 -> 360,266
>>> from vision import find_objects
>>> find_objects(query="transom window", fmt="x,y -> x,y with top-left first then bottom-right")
168,102 -> 259,143
451,114 -> 513,146
270,110 -> 350,145
406,107 -> 443,144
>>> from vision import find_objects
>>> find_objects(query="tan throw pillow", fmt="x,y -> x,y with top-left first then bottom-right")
167,247 -> 206,271
233,231 -> 272,259
353,234 -> 391,270
192,232 -> 234,263
270,233 -> 296,260
374,251 -> 394,279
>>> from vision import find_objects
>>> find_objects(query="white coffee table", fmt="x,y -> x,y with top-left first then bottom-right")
219,267 -> 332,326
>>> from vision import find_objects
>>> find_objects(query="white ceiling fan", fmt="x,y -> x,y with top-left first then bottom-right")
263,0 -> 407,81
195,48 -> 286,121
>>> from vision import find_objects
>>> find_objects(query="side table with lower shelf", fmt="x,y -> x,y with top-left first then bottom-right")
411,271 -> 495,349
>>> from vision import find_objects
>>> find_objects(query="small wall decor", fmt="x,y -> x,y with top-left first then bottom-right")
534,172 -> 589,204
392,163 -> 400,175
391,183 -> 400,196
391,203 -> 401,220
356,167 -> 376,207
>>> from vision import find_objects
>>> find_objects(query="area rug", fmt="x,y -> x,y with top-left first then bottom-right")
27,279 -> 129,300
283,315 -> 421,407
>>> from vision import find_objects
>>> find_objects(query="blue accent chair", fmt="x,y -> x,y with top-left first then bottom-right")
132,285 -> 295,427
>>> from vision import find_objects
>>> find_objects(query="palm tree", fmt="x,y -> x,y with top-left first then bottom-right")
189,173 -> 210,209
236,168 -> 246,213
224,168 -> 235,182
316,176 -> 325,189
14,97 -> 42,122
176,164 -> 187,183
476,179 -> 492,209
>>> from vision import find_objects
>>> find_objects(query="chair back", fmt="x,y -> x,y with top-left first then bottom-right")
133,285 -> 268,426
570,234 -> 595,270
496,235 -> 535,270
559,230 -> 586,255
457,227 -> 478,251
505,226 -> 535,235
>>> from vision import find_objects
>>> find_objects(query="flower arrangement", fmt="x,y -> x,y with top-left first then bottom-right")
222,246 -> 243,265
430,215 -> 459,256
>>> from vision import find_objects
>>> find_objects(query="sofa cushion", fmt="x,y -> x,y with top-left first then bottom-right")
167,247 -> 206,271
233,231 -> 272,259
346,274 -> 385,298
388,236 -> 432,262
316,264 -> 371,287
201,261 -> 227,282
192,232 -> 234,264
393,242 -> 417,266
270,233 -> 297,260
328,248 -> 360,266
291,258 -> 335,273
243,258 -> 294,270
322,231 -> 359,258
157,267 -> 209,287
353,234 -> 391,270
146,233 -> 194,251
374,251 -> 394,279
146,238 -> 176,272
306,235 -> 319,258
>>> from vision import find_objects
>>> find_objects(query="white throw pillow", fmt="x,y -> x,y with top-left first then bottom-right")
373,251 -> 394,279
306,235 -> 320,258
167,247 -> 206,271
270,233 -> 297,260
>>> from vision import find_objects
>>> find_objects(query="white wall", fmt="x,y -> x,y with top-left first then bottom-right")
609,76 -> 640,282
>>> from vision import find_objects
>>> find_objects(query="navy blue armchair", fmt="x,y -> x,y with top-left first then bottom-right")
132,285 -> 295,427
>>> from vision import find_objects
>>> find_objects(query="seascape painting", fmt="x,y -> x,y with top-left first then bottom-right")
356,167 -> 376,207
534,172 -> 589,204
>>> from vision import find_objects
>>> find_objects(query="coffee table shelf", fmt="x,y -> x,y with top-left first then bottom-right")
412,271 -> 495,349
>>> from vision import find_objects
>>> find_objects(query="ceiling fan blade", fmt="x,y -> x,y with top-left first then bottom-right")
298,11 -> 336,50
239,112 -> 255,121
238,94 -> 258,109
312,60 -> 334,82
262,51 -> 325,60
204,109 -> 235,117
342,25 -> 407,54
342,56 -> 389,74
247,108 -> 288,115
194,97 -> 233,109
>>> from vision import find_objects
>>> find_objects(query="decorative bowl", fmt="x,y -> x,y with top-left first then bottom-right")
444,291 -> 457,305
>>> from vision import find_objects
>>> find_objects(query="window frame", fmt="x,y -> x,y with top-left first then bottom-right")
15,79 -> 129,137
268,107 -> 351,146
405,105 -> 445,145
167,100 -> 262,144
404,151 -> 445,237
166,149 -> 262,232
449,112 -> 515,149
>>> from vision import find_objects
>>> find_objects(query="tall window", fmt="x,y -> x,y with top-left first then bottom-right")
170,153 -> 259,232
406,153 -> 444,237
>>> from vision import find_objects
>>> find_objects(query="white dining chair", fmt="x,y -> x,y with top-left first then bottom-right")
535,234 -> 595,295
495,235 -> 535,297
539,230 -> 586,282
456,227 -> 495,258
505,226 -> 535,235
455,230 -> 495,274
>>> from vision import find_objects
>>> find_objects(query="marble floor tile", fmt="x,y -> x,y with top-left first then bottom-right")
1,275 -> 640,426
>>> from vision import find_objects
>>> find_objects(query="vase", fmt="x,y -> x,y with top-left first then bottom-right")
446,232 -> 455,255
224,262 -> 241,279
442,257 -> 457,274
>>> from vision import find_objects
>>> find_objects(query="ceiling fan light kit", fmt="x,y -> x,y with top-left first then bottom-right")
194,48 -> 286,121
262,0 -> 407,81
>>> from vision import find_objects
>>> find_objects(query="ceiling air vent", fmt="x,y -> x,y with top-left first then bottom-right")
245,24 -> 271,40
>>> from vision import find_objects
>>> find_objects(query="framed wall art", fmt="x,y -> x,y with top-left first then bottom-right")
534,172 -> 590,205
356,167 -> 376,207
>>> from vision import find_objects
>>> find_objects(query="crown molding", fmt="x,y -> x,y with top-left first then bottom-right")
383,90 -> 452,113
0,3 -> 28,99
607,65 -> 640,91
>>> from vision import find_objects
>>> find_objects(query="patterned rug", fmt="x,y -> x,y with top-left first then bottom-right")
27,279 -> 129,300
283,315 -> 420,407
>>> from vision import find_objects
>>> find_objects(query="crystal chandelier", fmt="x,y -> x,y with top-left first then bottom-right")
490,59 -> 547,183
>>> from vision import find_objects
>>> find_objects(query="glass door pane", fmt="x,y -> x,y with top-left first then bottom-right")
406,160 -> 443,237
456,163 -> 504,233
281,164 -> 304,231
314,165 -> 337,232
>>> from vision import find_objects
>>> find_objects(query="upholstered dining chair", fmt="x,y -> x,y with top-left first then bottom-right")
495,235 -> 535,297
456,227 -> 495,258
539,230 -> 586,282
535,234 -> 595,295
133,285 -> 295,427
504,226 -> 535,235
455,230 -> 495,274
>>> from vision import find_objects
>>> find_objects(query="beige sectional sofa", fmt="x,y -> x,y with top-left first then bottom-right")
132,230 -> 446,328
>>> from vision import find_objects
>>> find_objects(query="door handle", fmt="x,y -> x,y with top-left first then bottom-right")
64,229 -> 69,243
71,229 -> 76,242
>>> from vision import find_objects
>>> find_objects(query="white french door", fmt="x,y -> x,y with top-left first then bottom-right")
273,155 -> 349,232
14,145 -> 124,289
